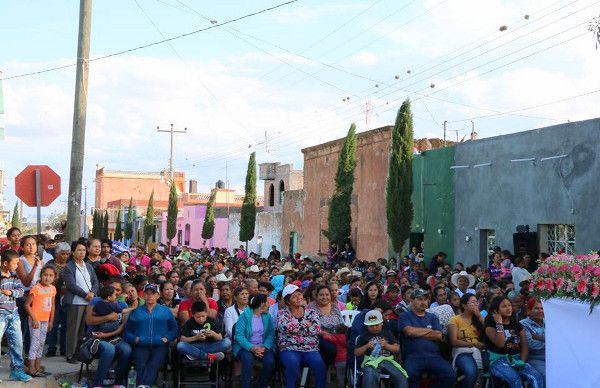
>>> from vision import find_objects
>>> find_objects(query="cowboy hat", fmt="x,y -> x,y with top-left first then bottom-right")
215,273 -> 232,282
280,262 -> 297,273
451,271 -> 475,289
336,267 -> 351,277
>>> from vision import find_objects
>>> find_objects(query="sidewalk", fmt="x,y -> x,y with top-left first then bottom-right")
0,355 -> 81,387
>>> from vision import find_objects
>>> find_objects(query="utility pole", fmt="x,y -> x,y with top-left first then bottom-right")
443,120 -> 447,147
83,185 -> 87,237
157,123 -> 187,183
470,120 -> 475,140
225,160 -> 230,243
65,0 -> 92,243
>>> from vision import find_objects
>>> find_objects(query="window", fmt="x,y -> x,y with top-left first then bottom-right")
279,180 -> 285,205
544,224 -> 575,254
479,229 -> 496,266
184,224 -> 191,246
269,184 -> 275,207
177,230 -> 183,245
486,229 -> 496,252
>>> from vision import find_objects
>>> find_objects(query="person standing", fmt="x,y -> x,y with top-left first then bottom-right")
398,289 -> 456,387
46,242 -> 70,357
63,241 -> 99,363
0,250 -> 32,381
16,235 -> 43,357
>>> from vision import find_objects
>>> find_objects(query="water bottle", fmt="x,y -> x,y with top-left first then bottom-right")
127,366 -> 136,388
372,340 -> 382,357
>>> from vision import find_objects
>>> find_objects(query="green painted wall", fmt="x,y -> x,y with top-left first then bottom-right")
411,146 -> 456,264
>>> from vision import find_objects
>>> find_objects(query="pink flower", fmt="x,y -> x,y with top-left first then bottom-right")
546,279 -> 554,292
555,277 -> 565,290
558,264 -> 569,272
548,266 -> 558,274
593,268 -> 600,277
584,265 -> 594,273
571,264 -> 582,273
536,279 -> 545,291
577,279 -> 588,294
529,282 -> 535,292
592,283 -> 600,299
537,265 -> 548,274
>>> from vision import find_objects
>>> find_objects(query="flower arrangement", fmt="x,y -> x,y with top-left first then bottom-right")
530,253 -> 600,313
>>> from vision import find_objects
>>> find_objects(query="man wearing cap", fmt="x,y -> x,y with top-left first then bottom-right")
123,284 -> 178,387
398,289 -> 456,387
355,309 -> 408,388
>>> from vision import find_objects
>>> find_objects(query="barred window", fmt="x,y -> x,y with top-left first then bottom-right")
547,224 -> 575,254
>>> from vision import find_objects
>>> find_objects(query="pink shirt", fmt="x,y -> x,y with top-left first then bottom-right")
128,255 -> 151,268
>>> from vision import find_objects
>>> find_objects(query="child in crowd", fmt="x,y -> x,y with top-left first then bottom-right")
0,250 -> 32,382
323,324 -> 348,388
346,288 -> 363,310
354,310 -> 408,388
176,301 -> 231,362
24,265 -> 57,377
92,285 -> 125,342
383,283 -> 401,320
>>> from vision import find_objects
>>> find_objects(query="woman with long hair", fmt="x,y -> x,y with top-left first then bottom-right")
484,296 -> 543,388
358,281 -> 383,310
308,285 -> 342,368
448,294 -> 485,388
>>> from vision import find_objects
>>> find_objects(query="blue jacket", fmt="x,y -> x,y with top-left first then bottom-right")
124,303 -> 178,347
233,306 -> 275,357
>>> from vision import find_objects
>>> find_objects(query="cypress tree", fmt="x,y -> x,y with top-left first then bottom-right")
202,189 -> 216,243
114,209 -> 123,241
102,211 -> 109,239
386,99 -> 414,256
125,197 -> 133,242
91,209 -> 98,238
144,190 -> 155,244
323,123 -> 357,246
239,152 -> 257,249
167,182 -> 178,243
11,202 -> 19,228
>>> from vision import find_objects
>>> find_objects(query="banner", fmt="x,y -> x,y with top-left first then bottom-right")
0,71 -> 4,140
543,298 -> 600,388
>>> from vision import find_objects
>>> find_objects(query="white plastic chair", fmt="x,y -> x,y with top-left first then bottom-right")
341,309 -> 360,328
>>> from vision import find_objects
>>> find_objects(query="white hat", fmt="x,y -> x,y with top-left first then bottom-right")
336,267 -> 351,277
451,271 -> 475,289
282,284 -> 300,299
281,262 -> 297,273
215,273 -> 232,282
351,270 -> 363,278
247,265 -> 260,273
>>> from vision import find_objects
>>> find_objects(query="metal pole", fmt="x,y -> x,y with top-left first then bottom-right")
443,120 -> 447,147
157,124 -> 187,184
471,120 -> 475,140
35,169 -> 42,234
65,0 -> 92,243
83,185 -> 87,237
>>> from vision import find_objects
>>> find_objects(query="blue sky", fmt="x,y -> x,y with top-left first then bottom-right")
1,0 -> 599,218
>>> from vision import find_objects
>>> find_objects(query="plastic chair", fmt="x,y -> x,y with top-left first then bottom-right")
341,309 -> 360,328
352,335 -> 390,388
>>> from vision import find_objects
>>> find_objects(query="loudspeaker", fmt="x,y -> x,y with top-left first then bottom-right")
513,232 -> 538,258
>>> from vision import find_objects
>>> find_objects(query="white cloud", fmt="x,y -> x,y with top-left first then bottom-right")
349,51 -> 379,66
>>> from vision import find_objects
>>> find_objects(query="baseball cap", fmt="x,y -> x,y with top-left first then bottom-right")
144,284 -> 160,293
365,272 -> 375,281
282,284 -> 300,299
412,288 -> 430,298
364,309 -> 384,326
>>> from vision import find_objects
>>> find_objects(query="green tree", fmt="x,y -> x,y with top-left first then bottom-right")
386,99 -> 414,256
125,197 -> 133,242
114,209 -> 123,241
239,152 -> 257,249
144,190 -> 155,245
11,202 -> 20,228
91,209 -> 98,238
201,189 -> 216,244
102,211 -> 109,239
167,182 -> 178,244
323,123 -> 357,246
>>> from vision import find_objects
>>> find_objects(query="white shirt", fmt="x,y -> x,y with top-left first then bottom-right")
512,267 -> 531,293
72,262 -> 92,305
455,288 -> 476,298
223,304 -> 243,339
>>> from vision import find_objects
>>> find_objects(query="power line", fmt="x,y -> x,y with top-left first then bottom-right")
1,0 -> 301,81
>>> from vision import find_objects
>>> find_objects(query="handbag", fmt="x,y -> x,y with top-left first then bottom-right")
75,335 -> 99,363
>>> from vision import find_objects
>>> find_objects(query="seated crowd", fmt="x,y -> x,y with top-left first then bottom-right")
0,227 -> 546,388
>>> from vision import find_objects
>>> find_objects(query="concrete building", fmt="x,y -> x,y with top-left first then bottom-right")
410,118 -> 600,267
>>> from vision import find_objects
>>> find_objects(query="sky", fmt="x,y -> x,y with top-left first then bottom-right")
1,0 -> 599,219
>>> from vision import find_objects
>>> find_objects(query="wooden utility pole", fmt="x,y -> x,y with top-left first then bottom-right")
157,123 -> 187,183
66,0 -> 92,242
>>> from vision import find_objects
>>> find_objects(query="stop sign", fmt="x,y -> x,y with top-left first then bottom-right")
15,165 -> 61,207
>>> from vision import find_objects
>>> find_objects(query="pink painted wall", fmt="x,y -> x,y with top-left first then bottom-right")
161,205 -> 230,250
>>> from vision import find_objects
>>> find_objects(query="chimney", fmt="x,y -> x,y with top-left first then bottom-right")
189,179 -> 198,194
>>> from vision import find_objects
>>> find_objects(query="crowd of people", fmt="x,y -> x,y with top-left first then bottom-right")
0,225 -> 546,388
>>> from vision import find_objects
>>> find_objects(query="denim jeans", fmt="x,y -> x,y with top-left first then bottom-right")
46,300 -> 67,354
404,355 -> 457,388
489,358 -> 544,388
133,344 -> 169,386
362,360 -> 409,388
0,309 -> 25,371
279,350 -> 326,388
176,338 -> 232,360
93,340 -> 132,386
455,353 -> 478,388
237,348 -> 276,387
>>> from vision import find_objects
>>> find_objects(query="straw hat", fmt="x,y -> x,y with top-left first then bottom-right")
280,262 -> 297,273
451,271 -> 476,289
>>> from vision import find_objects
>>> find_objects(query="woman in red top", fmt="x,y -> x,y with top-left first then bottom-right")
178,280 -> 218,325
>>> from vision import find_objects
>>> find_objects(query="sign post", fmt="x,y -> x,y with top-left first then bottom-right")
35,169 -> 42,234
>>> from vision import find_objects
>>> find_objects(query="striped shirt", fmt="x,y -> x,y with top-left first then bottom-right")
0,272 -> 25,311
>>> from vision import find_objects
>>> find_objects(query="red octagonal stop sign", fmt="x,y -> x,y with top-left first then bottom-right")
15,165 -> 61,207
